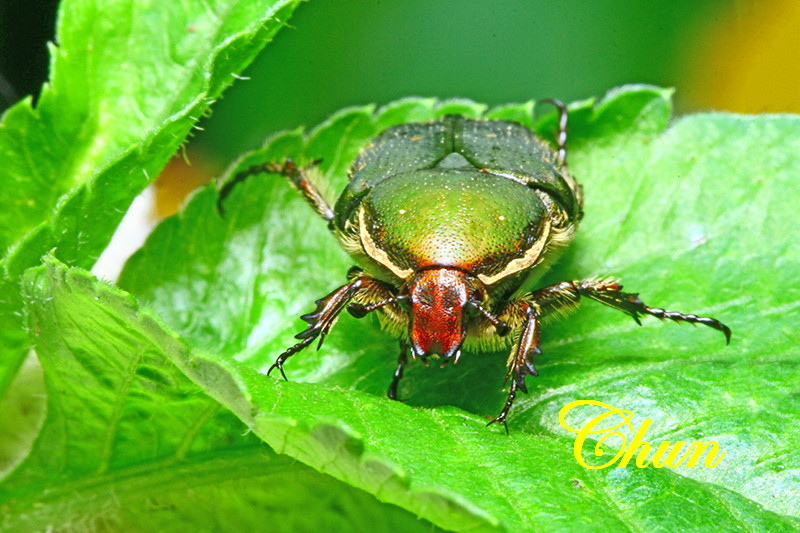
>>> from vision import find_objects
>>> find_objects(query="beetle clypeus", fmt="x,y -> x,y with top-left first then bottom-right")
223,101 -> 731,431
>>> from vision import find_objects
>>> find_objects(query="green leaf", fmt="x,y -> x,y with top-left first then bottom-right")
3,257 -> 437,532
116,86 -> 800,529
0,0 -> 302,397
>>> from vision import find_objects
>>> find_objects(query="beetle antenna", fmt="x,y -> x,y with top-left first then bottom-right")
467,300 -> 510,336
347,295 -> 408,318
540,99 -> 568,165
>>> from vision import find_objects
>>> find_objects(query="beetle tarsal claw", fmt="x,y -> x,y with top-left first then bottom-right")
522,358 -> 539,378
267,359 -> 288,381
486,416 -> 510,436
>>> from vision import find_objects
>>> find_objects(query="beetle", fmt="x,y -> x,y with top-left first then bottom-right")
222,101 -> 731,430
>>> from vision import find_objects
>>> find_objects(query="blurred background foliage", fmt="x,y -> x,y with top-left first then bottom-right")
2,0 -> 798,219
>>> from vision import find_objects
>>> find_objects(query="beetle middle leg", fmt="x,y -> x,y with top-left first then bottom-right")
550,279 -> 731,342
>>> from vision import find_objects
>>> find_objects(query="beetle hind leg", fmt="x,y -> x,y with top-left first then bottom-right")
218,158 -> 335,222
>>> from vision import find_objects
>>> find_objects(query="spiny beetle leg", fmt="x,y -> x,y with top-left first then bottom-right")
269,272 -> 401,380
487,274 -> 731,430
388,340 -> 410,400
489,304 -> 541,433
573,279 -> 732,343
217,160 -> 291,215
268,277 -> 365,379
522,278 -> 731,343
217,158 -> 334,222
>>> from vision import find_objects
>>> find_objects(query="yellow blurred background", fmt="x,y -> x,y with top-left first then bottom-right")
685,0 -> 799,113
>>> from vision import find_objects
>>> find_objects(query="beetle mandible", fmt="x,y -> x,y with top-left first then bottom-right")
225,101 -> 731,430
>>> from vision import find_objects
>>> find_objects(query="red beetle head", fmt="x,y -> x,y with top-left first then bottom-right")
407,267 -> 485,361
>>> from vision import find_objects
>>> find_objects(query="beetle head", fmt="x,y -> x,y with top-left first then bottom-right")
407,267 -> 488,361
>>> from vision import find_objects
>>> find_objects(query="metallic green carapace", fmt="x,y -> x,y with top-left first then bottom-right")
360,170 -> 548,278
223,103 -> 730,430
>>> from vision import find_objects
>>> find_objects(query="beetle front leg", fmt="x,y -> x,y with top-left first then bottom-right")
489,304 -> 540,433
269,272 -> 395,379
268,279 -> 363,379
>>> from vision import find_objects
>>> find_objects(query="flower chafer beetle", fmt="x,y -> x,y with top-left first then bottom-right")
225,101 -> 730,430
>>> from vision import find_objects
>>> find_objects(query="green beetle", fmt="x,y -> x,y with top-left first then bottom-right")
224,101 -> 730,430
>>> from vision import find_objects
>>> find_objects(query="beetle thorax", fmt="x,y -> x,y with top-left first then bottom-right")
407,267 -> 484,361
